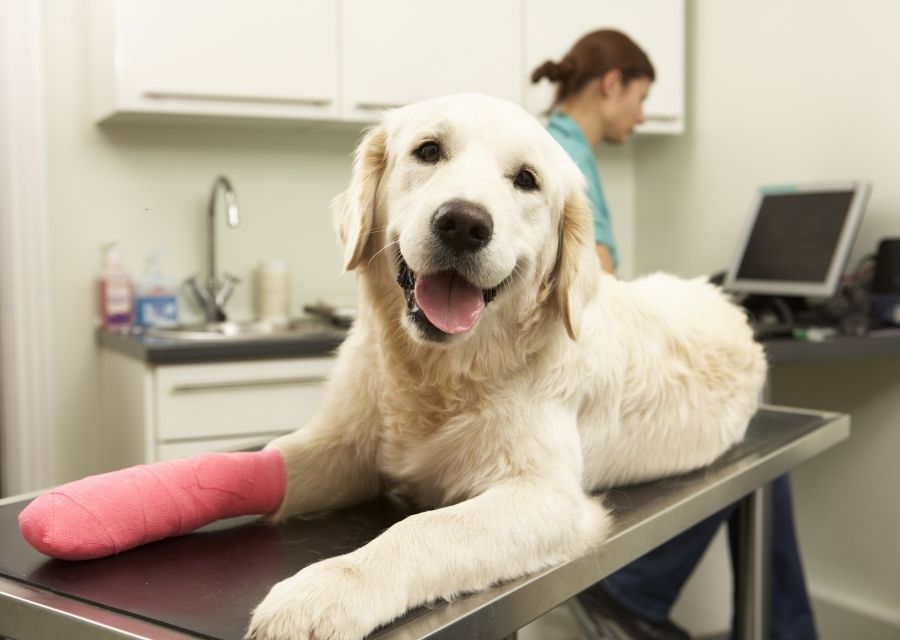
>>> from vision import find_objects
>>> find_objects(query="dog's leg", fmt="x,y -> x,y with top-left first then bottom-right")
247,478 -> 610,640
264,418 -> 379,521
265,335 -> 383,521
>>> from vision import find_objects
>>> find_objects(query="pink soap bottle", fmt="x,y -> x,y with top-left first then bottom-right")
97,241 -> 133,330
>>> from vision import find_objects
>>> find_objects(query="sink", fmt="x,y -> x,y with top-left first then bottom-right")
144,318 -> 342,342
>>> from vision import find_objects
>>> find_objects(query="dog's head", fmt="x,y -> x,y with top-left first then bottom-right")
333,93 -> 595,345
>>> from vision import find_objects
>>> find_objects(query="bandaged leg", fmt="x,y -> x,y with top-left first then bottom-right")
18,449 -> 285,561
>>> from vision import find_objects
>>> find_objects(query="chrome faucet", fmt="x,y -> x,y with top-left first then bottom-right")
186,176 -> 240,322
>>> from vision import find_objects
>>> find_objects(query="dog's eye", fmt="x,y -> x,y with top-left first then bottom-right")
513,168 -> 538,191
413,141 -> 442,164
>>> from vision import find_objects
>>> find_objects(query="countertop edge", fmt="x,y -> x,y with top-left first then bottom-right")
96,328 -> 344,364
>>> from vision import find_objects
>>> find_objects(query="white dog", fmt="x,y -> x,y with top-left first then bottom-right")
247,93 -> 766,640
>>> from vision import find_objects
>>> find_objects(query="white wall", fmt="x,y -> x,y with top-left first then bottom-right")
635,2 -> 900,636
597,143 -> 638,280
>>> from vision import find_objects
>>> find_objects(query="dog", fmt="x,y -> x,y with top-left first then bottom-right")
246,93 -> 767,640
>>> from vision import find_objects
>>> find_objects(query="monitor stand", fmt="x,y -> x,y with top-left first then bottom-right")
739,294 -> 812,329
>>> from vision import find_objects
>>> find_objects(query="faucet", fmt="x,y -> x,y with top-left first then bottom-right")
186,176 -> 240,322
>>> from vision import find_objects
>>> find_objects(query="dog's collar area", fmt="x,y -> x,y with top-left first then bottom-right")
396,257 -> 503,340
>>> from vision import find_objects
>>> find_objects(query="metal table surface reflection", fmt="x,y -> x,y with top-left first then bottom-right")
0,406 -> 849,640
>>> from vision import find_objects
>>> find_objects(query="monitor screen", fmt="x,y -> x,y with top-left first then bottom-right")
724,181 -> 870,298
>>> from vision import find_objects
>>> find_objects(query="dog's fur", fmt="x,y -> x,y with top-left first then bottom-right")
247,94 -> 767,640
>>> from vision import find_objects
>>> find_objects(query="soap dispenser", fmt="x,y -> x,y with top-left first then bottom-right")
97,241 -> 133,330
134,252 -> 179,328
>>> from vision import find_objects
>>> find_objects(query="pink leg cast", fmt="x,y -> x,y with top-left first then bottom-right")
18,449 -> 285,561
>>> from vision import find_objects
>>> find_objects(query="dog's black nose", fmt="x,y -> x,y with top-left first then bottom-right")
432,200 -> 493,253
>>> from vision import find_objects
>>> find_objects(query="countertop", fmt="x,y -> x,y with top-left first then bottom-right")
761,327 -> 900,365
97,322 -> 347,364
98,321 -> 900,367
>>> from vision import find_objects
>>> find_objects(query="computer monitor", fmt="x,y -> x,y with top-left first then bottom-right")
723,180 -> 871,298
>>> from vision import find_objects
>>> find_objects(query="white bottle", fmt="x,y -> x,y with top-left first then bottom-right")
255,260 -> 290,324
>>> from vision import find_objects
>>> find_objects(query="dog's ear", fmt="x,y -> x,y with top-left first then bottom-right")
332,124 -> 388,271
553,189 -> 595,341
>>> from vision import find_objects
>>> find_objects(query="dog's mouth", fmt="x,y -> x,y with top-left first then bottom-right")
397,257 -> 503,339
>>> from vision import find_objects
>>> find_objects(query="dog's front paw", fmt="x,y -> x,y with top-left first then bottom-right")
246,555 -> 401,640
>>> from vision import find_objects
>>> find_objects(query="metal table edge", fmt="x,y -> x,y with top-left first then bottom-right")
0,575 -> 203,640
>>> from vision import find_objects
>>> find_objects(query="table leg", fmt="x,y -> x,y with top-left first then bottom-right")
733,483 -> 773,640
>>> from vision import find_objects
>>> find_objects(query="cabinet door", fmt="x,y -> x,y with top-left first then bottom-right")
524,0 -> 684,134
154,358 -> 333,443
95,0 -> 338,121
340,0 -> 523,121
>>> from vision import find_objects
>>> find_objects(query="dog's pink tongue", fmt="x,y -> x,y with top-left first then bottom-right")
414,272 -> 485,334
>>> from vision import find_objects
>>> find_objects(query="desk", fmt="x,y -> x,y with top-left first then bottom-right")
762,329 -> 900,365
0,407 -> 848,640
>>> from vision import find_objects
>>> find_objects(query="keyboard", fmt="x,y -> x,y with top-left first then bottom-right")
752,322 -> 795,340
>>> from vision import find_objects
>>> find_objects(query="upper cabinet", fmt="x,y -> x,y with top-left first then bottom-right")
524,0 -> 685,134
339,0 -> 522,122
90,0 -> 684,134
90,0 -> 339,122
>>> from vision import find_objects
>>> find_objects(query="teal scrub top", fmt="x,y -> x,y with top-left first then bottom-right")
546,111 -> 619,269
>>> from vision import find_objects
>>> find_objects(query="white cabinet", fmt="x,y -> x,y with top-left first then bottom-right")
89,0 -> 684,134
339,0 -> 523,121
523,0 -> 685,134
89,0 -> 339,122
100,349 -> 333,465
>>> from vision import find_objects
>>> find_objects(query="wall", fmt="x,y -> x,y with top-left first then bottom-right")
635,1 -> 900,636
596,144 -> 638,279
38,0 -> 639,484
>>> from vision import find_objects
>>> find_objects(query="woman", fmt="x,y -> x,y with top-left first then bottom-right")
531,29 -> 654,275
531,30 -> 817,640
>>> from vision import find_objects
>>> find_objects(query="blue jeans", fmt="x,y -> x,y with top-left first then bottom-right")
579,475 -> 816,639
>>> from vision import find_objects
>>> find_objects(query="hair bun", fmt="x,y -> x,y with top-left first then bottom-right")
530,56 -> 576,84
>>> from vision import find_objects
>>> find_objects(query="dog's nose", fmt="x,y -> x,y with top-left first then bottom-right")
432,200 -> 493,253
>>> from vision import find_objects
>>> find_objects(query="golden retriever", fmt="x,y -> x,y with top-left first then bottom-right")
247,93 -> 767,640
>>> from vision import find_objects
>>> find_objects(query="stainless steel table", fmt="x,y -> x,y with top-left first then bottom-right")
0,406 -> 849,640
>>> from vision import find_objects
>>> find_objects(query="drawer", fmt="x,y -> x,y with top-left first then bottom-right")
154,358 -> 333,441
156,433 -> 286,461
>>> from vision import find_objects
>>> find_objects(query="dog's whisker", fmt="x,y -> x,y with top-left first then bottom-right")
366,224 -> 389,237
368,240 -> 400,267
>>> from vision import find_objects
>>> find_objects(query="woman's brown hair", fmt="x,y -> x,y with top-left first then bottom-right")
531,29 -> 655,109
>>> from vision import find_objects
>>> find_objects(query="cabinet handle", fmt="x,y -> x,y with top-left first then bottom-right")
355,101 -> 406,111
172,376 -> 328,393
143,91 -> 333,107
644,114 -> 680,123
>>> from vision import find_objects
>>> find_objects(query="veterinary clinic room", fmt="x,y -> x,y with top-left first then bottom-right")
3,1 -> 900,639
